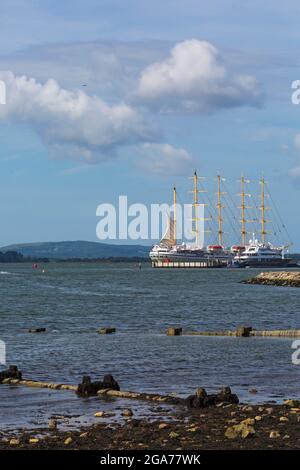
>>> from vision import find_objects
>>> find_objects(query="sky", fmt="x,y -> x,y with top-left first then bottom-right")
1,0 -> 300,248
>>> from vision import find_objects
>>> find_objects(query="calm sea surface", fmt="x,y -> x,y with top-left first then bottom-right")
0,262 -> 300,429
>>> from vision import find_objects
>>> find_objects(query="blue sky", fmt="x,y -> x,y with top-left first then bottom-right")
1,0 -> 300,248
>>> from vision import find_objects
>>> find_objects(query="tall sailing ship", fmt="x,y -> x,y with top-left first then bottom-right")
149,172 -> 296,268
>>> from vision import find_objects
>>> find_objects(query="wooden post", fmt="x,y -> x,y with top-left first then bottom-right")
166,327 -> 182,336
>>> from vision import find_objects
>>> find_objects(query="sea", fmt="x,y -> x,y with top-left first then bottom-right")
0,262 -> 300,430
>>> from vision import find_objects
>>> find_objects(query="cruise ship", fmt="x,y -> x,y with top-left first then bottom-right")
149,174 -> 294,268
233,238 -> 295,268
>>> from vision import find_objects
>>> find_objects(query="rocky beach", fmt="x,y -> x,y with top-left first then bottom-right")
1,366 -> 300,450
1,400 -> 300,450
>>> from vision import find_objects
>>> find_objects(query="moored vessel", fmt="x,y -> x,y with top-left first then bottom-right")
150,173 -> 293,268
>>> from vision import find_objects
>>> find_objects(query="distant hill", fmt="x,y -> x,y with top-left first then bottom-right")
0,241 -> 150,260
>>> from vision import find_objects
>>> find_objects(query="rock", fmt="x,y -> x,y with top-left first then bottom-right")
94,411 -> 105,418
269,430 -> 280,439
80,432 -> 88,438
186,386 -> 238,408
77,374 -> 120,397
283,435 -> 290,439
188,426 -> 199,432
241,418 -> 255,426
121,409 -> 133,417
49,419 -> 57,430
29,438 -> 39,444
241,425 -> 255,439
195,388 -> 207,398
158,423 -> 169,430
28,328 -> 46,333
284,399 -> 300,408
166,327 -> 182,336
64,437 -> 72,445
242,405 -> 253,412
216,387 -> 239,405
255,415 -> 262,422
9,438 -> 20,445
279,416 -> 289,422
225,423 -> 255,439
0,365 -> 22,383
249,388 -> 258,394
265,407 -> 274,415
169,432 -> 179,438
98,327 -> 116,334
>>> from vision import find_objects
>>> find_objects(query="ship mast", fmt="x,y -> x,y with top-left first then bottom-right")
240,176 -> 247,245
173,186 -> 177,245
238,175 -> 253,246
193,171 -> 199,246
217,174 -> 224,246
260,177 -> 267,243
190,171 -> 210,246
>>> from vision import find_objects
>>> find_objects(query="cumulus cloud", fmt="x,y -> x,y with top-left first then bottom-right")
0,71 -> 158,162
137,39 -> 262,113
138,143 -> 193,175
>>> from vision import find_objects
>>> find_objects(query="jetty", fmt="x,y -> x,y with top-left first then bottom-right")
242,271 -> 300,288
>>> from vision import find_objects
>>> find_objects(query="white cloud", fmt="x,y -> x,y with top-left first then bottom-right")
138,143 -> 193,175
0,71 -> 158,162
137,39 -> 262,113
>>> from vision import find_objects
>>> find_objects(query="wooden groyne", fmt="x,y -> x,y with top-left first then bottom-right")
242,271 -> 300,287
1,378 -> 78,391
0,368 -> 240,407
167,326 -> 300,338
1,378 -> 183,404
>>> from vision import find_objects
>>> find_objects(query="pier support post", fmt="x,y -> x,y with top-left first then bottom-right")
236,326 -> 252,337
98,328 -> 116,334
166,327 -> 182,336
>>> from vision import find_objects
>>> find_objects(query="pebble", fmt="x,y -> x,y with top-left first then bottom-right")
269,430 -> 280,439
49,418 -> 57,430
9,438 -> 20,445
169,432 -> 179,438
255,415 -> 262,422
64,437 -> 73,445
121,409 -> 133,417
279,416 -> 289,422
188,426 -> 199,432
158,423 -> 169,430
29,438 -> 39,444
94,411 -> 105,418
284,399 -> 300,408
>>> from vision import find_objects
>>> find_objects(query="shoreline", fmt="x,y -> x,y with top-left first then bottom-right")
1,402 -> 300,450
1,369 -> 300,449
